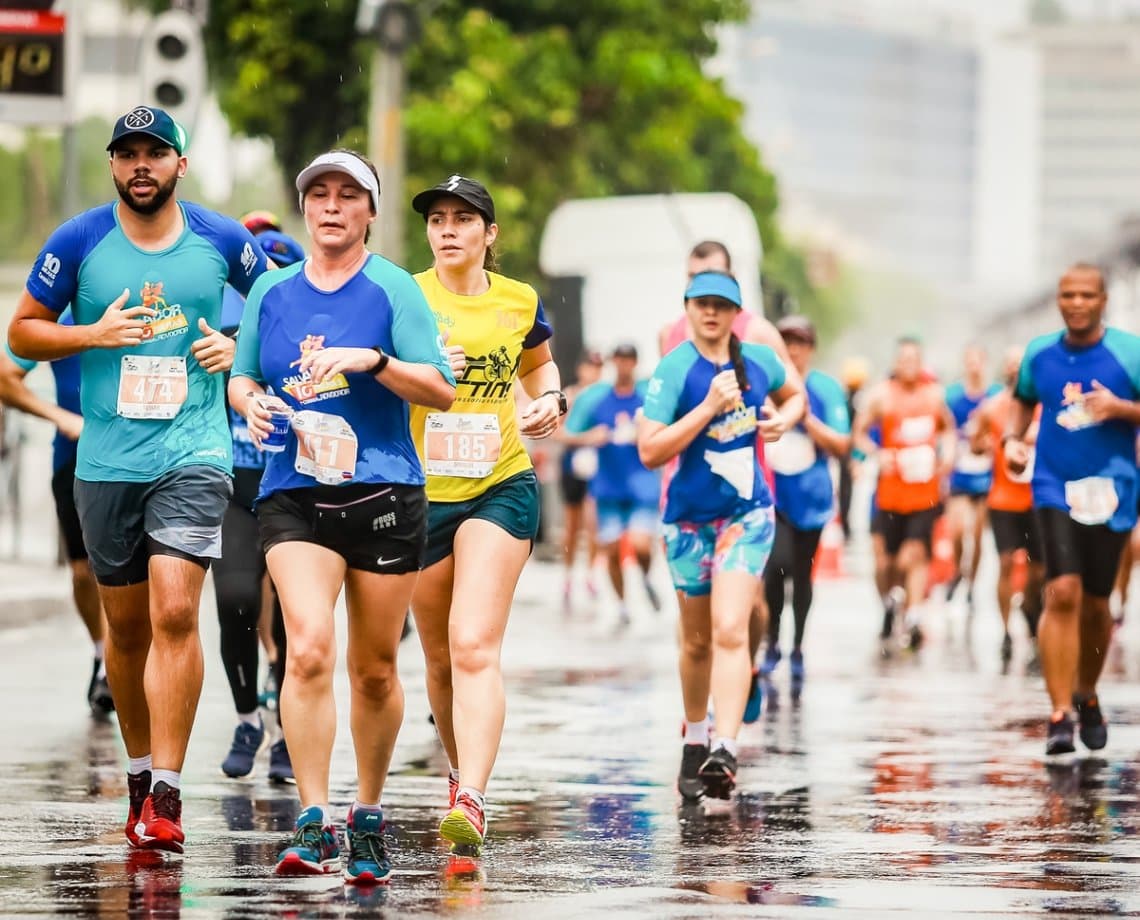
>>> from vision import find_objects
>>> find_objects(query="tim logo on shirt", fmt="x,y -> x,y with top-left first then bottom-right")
138,281 -> 189,341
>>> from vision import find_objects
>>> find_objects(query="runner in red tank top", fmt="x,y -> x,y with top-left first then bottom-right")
854,337 -> 956,651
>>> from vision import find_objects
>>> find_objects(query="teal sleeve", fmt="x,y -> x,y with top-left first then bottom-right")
813,371 -> 850,434
1105,327 -> 1140,396
643,351 -> 689,424
743,343 -> 786,394
565,382 -> 607,434
1015,333 -> 1053,404
386,268 -> 456,385
232,275 -> 267,385
4,342 -> 36,374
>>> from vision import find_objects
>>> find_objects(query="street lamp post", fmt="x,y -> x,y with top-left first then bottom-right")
357,0 -> 420,266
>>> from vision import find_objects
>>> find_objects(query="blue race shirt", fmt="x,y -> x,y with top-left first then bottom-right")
23,201 -> 268,482
220,284 -> 265,473
1015,327 -> 1140,531
232,255 -> 455,501
643,341 -> 786,524
771,369 -> 849,531
564,380 -> 660,506
5,307 -> 81,473
946,380 -> 1002,495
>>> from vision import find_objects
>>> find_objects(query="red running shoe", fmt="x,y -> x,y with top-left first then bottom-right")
135,782 -> 184,854
124,770 -> 151,848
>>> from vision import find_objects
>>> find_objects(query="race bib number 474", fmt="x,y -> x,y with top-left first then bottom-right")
117,355 -> 188,420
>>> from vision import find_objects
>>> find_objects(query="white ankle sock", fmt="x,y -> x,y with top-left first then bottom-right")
713,737 -> 738,758
456,786 -> 485,809
237,710 -> 262,728
684,720 -> 710,745
128,755 -> 152,776
150,769 -> 180,791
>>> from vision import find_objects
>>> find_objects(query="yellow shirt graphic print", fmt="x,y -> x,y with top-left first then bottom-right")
410,268 -> 546,502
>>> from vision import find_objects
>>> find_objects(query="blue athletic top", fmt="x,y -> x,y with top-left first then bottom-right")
564,380 -> 660,506
220,284 -> 266,474
5,308 -> 81,473
772,369 -> 849,531
23,201 -> 268,482
946,380 -> 1002,495
1015,327 -> 1140,531
643,340 -> 786,524
232,255 -> 455,501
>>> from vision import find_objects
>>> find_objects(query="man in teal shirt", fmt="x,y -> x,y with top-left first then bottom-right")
7,105 -> 268,855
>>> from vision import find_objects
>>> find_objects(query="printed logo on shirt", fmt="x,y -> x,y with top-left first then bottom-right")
1057,381 -> 1097,431
707,402 -> 758,443
38,252 -> 61,288
455,345 -> 519,402
138,282 -> 189,342
281,334 -> 350,403
241,242 -> 257,276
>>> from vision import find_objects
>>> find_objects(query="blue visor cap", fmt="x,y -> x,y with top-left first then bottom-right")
684,271 -> 742,308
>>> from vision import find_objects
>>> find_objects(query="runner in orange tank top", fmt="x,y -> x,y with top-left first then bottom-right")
854,337 -> 955,650
971,345 -> 1045,663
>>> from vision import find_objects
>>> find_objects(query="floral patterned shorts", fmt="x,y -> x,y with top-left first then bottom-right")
662,505 -> 776,597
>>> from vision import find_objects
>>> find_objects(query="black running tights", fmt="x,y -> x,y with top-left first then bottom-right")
763,517 -> 823,650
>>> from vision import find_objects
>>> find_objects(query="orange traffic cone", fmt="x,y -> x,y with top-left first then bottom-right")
813,515 -> 846,579
926,515 -> 955,593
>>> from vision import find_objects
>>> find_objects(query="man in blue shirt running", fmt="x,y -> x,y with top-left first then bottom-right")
1006,262 -> 1140,757
7,105 -> 268,853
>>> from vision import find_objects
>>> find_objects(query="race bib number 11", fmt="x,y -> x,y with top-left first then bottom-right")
293,410 -> 358,485
117,355 -> 188,420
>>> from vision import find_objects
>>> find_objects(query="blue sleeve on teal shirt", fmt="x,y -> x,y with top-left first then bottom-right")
1104,327 -> 1140,396
565,382 -> 608,434
185,203 -> 268,297
25,209 -> 113,312
643,349 -> 692,424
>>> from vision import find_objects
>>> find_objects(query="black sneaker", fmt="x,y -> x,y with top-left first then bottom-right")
678,743 -> 708,802
268,739 -> 295,784
698,747 -> 737,800
1074,694 -> 1108,751
1045,712 -> 1076,756
87,660 -> 114,714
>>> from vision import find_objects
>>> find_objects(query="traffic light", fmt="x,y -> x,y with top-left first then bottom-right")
138,9 -> 205,132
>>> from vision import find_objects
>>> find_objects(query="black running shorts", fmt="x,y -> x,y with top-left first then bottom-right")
1036,506 -> 1129,597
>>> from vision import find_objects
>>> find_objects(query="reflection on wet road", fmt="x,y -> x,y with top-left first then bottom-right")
1,556 -> 1138,917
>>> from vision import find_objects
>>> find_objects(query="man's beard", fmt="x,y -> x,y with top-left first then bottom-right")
114,173 -> 178,215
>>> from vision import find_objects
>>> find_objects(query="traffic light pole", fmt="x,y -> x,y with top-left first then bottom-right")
369,44 -> 405,267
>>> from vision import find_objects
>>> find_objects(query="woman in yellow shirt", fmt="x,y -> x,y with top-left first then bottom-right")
408,176 -> 563,850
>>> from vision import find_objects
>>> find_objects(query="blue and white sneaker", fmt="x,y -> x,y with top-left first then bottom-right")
759,645 -> 781,678
275,806 -> 340,876
343,805 -> 392,885
221,720 -> 267,778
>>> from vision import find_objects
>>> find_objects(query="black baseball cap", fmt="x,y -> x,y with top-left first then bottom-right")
612,343 -> 638,360
412,175 -> 495,224
107,105 -> 187,155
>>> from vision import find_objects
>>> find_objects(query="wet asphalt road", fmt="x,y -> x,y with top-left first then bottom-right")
1,541 -> 1139,919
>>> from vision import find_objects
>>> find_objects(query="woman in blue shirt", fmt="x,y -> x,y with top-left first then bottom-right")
638,270 -> 804,803
229,149 -> 455,885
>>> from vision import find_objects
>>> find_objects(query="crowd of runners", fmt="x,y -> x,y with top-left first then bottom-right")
3,104 -> 1139,886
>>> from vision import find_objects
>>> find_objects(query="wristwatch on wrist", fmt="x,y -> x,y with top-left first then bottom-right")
542,389 -> 568,416
369,346 -> 391,375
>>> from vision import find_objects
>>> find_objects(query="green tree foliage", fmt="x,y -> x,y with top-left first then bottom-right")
125,0 -> 842,333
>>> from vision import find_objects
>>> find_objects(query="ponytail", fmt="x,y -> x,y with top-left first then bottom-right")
729,333 -> 750,392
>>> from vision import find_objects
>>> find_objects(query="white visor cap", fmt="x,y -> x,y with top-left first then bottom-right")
295,152 -> 380,214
